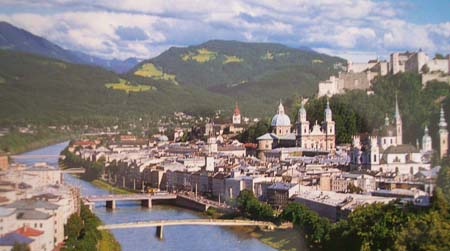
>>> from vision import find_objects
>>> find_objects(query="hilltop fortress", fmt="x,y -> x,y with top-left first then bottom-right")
318,50 -> 450,97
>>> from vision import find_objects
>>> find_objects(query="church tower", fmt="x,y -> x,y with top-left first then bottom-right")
395,94 -> 403,145
296,102 -> 310,148
232,101 -> 241,125
422,126 -> 432,152
323,99 -> 335,150
439,105 -> 448,158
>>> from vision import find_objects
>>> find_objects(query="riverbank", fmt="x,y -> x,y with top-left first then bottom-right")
99,229 -> 121,251
0,130 -> 73,154
250,227 -> 308,251
91,179 -> 134,195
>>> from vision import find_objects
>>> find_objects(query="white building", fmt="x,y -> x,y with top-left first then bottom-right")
350,97 -> 431,175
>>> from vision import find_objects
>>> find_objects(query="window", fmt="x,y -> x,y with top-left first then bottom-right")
384,139 -> 386,144
390,139 -> 393,144
374,154 -> 377,162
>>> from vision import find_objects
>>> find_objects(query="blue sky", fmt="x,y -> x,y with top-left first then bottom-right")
0,0 -> 449,62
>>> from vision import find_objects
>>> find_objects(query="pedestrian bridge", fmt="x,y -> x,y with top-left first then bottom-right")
83,194 -> 177,209
98,219 -> 276,239
62,168 -> 85,174
10,154 -> 65,159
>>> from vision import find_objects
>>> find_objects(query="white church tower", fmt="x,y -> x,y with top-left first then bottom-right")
296,103 -> 309,135
439,105 -> 448,158
323,99 -> 335,150
395,95 -> 403,145
232,101 -> 241,125
422,126 -> 432,152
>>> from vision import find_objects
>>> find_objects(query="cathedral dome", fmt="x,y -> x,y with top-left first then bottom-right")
271,101 -> 291,127
271,113 -> 291,127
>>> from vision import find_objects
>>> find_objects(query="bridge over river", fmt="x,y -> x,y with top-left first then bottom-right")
10,154 -> 65,159
98,219 -> 276,239
82,193 -> 230,212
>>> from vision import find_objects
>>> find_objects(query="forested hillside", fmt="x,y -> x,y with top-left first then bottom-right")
131,40 -> 344,99
0,50 -> 238,125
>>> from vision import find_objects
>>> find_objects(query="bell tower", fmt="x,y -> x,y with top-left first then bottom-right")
395,94 -> 403,145
323,99 -> 335,150
296,102 -> 310,148
232,101 -> 241,125
439,105 -> 448,158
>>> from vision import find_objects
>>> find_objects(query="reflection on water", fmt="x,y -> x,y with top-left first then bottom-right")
17,142 -> 276,251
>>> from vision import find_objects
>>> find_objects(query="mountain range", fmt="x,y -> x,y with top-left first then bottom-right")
0,21 -> 345,124
0,21 -> 139,73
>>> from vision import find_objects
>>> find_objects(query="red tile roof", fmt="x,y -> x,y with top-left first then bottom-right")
15,226 -> 44,237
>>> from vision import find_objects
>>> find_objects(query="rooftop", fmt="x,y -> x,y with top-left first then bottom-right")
15,226 -> 44,237
5,199 -> 59,210
384,144 -> 420,154
0,232 -> 33,246
268,182 -> 297,190
16,209 -> 52,220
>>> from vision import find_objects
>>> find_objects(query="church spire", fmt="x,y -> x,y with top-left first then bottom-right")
234,101 -> 240,115
325,98 -> 332,122
395,94 -> 401,122
278,100 -> 285,114
298,102 -> 307,122
394,94 -> 403,145
439,105 -> 448,130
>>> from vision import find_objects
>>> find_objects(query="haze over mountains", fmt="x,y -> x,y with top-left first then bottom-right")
0,22 -> 344,124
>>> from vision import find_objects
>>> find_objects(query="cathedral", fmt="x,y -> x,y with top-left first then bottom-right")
257,100 -> 336,159
349,97 -> 444,175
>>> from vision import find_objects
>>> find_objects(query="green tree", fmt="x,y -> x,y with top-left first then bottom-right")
435,53 -> 445,59
395,211 -> 450,251
64,213 -> 84,240
236,189 -> 274,221
326,203 -> 408,251
421,64 -> 430,73
11,243 -> 30,251
436,164 -> 450,204
281,203 -> 331,247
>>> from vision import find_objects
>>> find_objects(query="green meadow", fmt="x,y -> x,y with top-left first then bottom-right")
105,79 -> 154,93
181,48 -> 218,63
223,55 -> 243,64
134,63 -> 178,85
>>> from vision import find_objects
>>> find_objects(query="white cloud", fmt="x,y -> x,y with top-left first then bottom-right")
0,0 -> 448,60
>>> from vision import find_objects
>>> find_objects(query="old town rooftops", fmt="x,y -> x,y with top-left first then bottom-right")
4,199 -> 59,210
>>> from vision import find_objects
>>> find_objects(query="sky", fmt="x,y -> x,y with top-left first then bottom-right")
0,0 -> 449,62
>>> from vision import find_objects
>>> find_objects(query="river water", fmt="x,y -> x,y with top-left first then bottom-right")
16,142 -> 276,251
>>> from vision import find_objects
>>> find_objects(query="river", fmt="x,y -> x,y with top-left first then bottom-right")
15,142 -> 277,251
